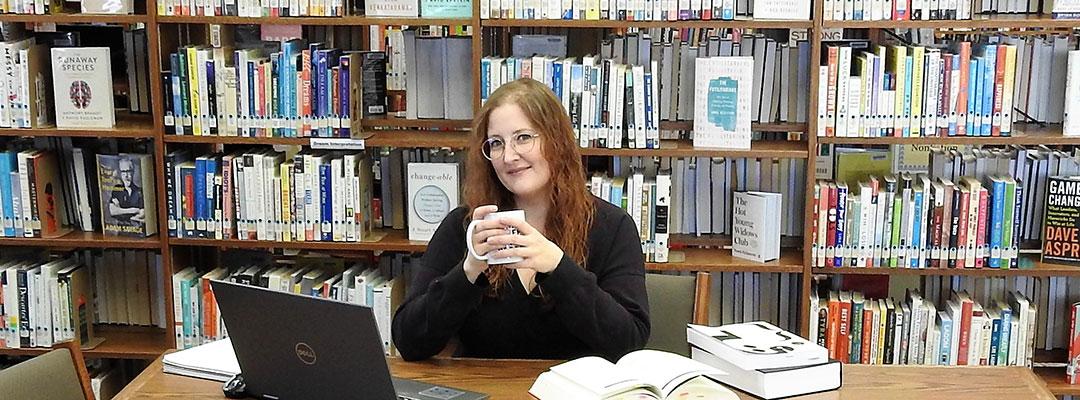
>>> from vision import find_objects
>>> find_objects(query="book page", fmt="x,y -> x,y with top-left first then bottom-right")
614,350 -> 726,398
549,356 -> 656,398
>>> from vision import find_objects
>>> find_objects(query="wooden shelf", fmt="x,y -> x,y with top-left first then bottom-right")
481,18 -> 813,29
822,14 -> 1080,29
0,13 -> 149,24
0,325 -> 168,359
362,116 -> 471,130
670,233 -> 803,248
168,229 -> 427,252
812,256 -> 1080,277
660,120 -> 807,132
646,247 -> 804,273
817,124 -> 1080,146
0,112 -> 155,138
579,139 -> 808,158
1035,367 -> 1080,396
156,15 -> 472,26
0,231 -> 162,249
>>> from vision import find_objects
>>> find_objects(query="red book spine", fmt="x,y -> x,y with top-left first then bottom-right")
862,307 -> 874,363
839,300 -> 852,363
827,184 -> 838,267
828,296 -> 840,360
956,190 -> 970,269
992,46 -> 1007,137
958,299 -> 974,365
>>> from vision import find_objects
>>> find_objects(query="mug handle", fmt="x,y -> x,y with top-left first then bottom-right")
465,220 -> 488,261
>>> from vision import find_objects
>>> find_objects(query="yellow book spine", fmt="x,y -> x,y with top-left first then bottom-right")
281,162 -> 292,242
1001,45 -> 1017,136
910,46 -> 925,137
187,47 -> 202,136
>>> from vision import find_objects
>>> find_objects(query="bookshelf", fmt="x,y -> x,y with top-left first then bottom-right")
3,0 -> 1079,395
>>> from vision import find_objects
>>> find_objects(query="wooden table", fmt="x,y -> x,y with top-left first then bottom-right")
115,356 -> 1057,400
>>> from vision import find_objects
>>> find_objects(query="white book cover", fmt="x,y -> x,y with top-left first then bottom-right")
1064,50 -> 1080,136
406,163 -> 458,242
51,47 -> 114,129
731,191 -> 782,263
751,0 -> 810,19
693,57 -> 752,149
365,0 -> 417,17
687,322 -> 830,370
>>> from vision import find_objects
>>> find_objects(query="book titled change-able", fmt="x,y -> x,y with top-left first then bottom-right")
1043,176 -> 1080,266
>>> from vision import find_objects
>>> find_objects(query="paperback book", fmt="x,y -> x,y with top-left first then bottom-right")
406,162 -> 458,241
51,47 -> 114,129
693,57 -> 753,149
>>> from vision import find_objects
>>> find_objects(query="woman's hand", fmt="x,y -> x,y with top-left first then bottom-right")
485,218 -> 565,274
463,205 -> 503,283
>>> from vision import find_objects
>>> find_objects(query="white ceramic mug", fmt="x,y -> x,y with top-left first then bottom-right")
466,210 -> 526,265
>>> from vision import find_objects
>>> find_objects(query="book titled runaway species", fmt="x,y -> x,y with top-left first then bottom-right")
97,153 -> 157,237
51,47 -> 114,129
1043,176 -> 1080,266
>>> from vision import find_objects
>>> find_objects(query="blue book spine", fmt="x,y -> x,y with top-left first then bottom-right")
271,54 -> 281,137
981,46 -> 996,137
871,56 -> 881,137
998,307 -> 1012,364
989,317 -> 1002,365
911,189 -> 923,268
835,185 -> 848,267
320,163 -> 332,241
247,61 -> 256,137
644,72 -> 654,148
0,152 -> 12,237
967,59 -> 979,136
990,179 -> 1005,268
611,183 -> 623,207
325,50 -> 340,137
339,55 -> 350,138
939,315 -> 952,365
551,61 -> 561,103
194,157 -> 207,238
1011,184 -> 1023,269
315,50 -> 327,137
903,56 -> 913,137
170,54 -> 183,132
481,58 -> 491,104
948,54 -> 960,136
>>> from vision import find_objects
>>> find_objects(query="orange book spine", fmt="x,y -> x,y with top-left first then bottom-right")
956,43 -> 971,137
827,47 -> 839,137
991,46 -> 1007,137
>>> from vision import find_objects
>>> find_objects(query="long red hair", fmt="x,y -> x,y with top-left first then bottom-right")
464,78 -> 594,294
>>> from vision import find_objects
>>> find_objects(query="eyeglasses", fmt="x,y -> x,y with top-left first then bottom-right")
482,131 -> 540,161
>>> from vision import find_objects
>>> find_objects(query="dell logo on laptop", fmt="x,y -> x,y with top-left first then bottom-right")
295,343 -> 317,365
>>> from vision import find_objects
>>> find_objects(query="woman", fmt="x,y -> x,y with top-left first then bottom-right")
391,78 -> 650,362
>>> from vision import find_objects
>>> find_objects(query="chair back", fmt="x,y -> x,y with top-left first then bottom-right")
0,342 -> 94,400
644,272 -> 710,357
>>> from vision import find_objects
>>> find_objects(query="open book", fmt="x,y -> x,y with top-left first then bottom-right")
529,349 -> 738,400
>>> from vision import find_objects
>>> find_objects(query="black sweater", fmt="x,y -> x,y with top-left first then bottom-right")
391,198 -> 650,362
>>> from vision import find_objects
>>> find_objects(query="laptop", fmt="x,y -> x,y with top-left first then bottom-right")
210,279 -> 488,400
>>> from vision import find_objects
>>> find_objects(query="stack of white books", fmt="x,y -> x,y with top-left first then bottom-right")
162,338 -> 241,382
687,321 -> 842,400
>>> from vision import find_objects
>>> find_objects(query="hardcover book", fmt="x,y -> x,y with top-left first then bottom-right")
694,57 -> 752,149
51,47 -> 114,129
406,162 -> 458,242
97,153 -> 157,237
1042,176 -> 1080,266
732,191 -> 782,263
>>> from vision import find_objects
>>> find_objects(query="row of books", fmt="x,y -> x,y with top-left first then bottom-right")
172,253 -> 409,355
809,286 -> 1038,367
811,173 -> 1026,270
927,146 -> 1080,244
382,30 -> 474,120
157,0 -> 348,17
827,272 -> 1073,352
818,35 -> 1076,138
164,149 -> 376,242
817,41 -> 1019,138
476,0 -> 810,20
822,0 -> 1022,20
0,250 -> 167,350
596,156 -> 806,238
708,272 -> 801,332
164,43 -> 374,138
